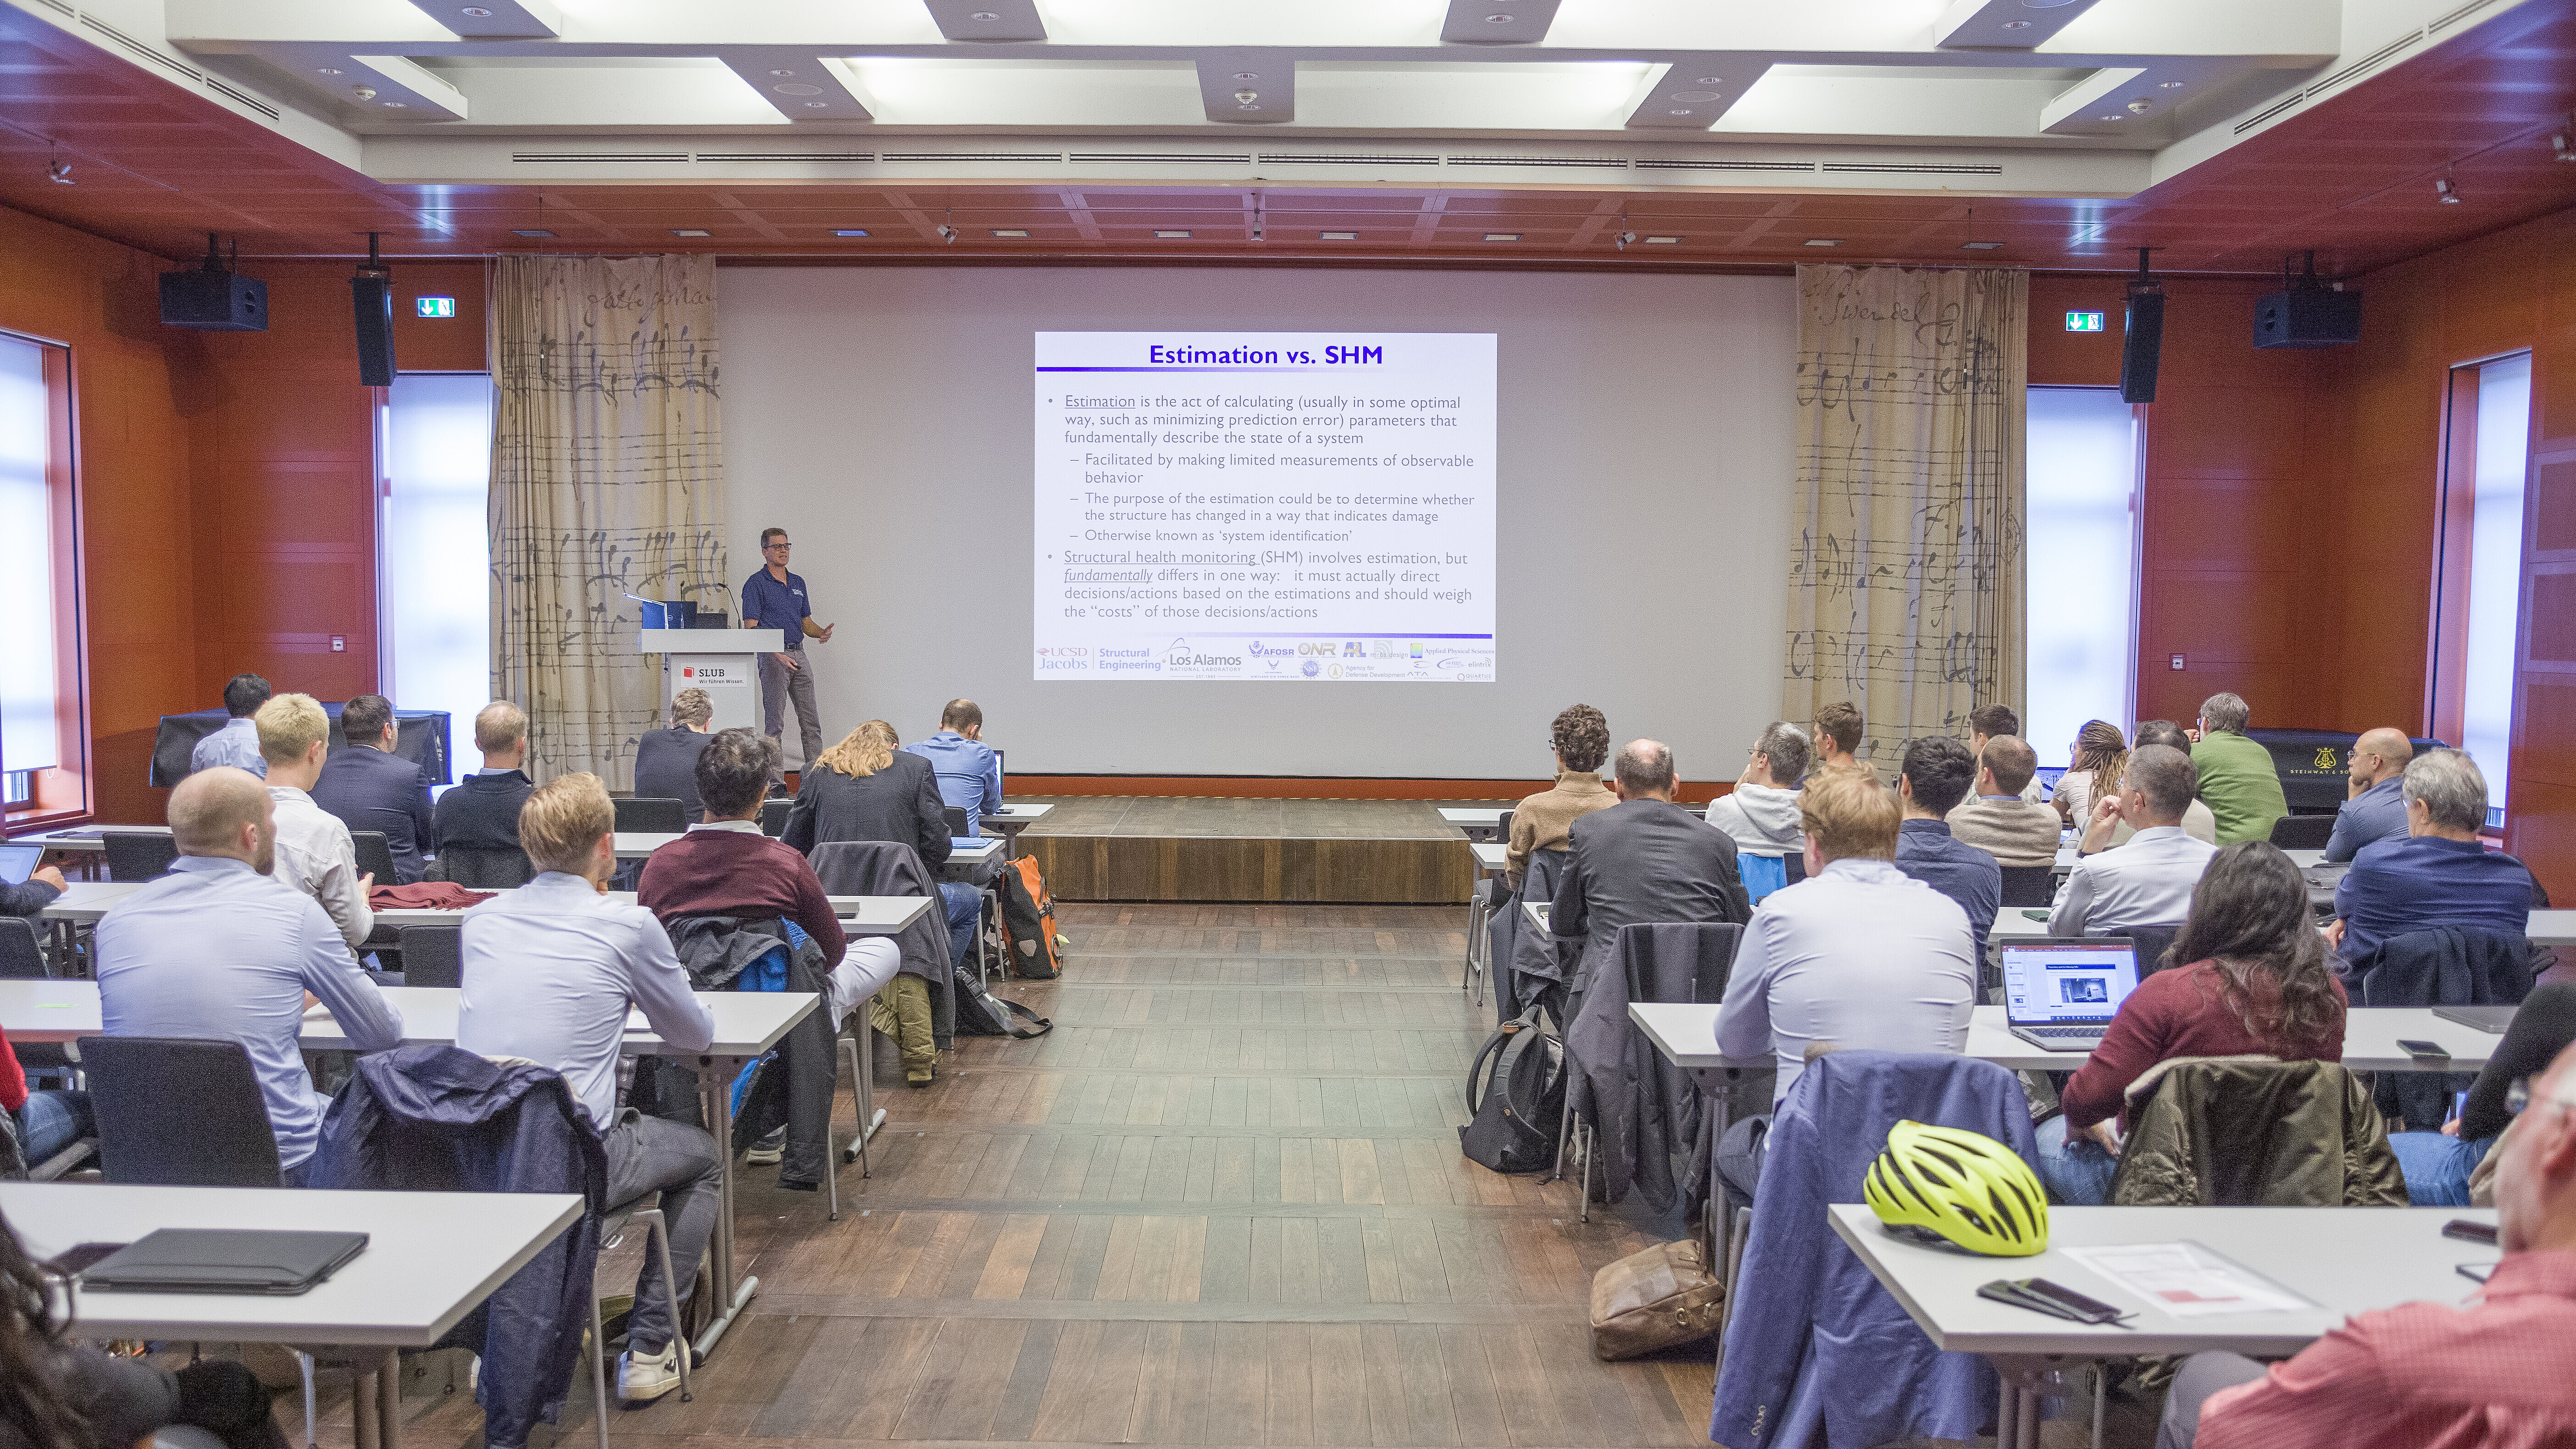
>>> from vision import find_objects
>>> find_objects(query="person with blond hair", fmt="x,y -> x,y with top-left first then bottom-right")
255,692 -> 373,950
432,700 -> 536,884
454,772 -> 719,1406
634,687 -> 716,821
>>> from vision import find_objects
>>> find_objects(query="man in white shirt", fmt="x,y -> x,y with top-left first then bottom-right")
189,672 -> 272,779
1715,771 -> 1978,1105
95,767 -> 402,1183
2050,744 -> 2220,936
255,693 -> 373,951
454,772 -> 719,1410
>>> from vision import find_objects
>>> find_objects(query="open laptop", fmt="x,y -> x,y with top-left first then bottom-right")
2001,938 -> 2143,1051
0,842 -> 41,886
2432,1004 -> 2517,1034
81,1228 -> 368,1295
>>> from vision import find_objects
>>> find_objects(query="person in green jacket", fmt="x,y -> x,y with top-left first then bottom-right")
2190,692 -> 2290,844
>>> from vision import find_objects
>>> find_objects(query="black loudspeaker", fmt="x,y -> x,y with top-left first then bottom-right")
2254,287 -> 2363,349
159,269 -> 266,331
2120,288 -> 2165,404
351,274 -> 396,386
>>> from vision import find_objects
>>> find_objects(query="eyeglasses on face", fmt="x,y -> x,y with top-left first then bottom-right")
2506,1077 -> 2576,1116
764,541 -> 792,551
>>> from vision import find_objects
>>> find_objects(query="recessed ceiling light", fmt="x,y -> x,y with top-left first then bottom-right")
1231,71 -> 1259,81
1672,91 -> 1721,102
461,5 -> 491,14
834,228 -> 869,237
671,228 -> 711,237
805,100 -> 828,107
2158,80 -> 2185,88
769,68 -> 795,77
512,228 -> 553,238
1961,241 -> 2004,250
969,9 -> 999,17
2099,113 -> 2124,121
1483,232 -> 1521,242
991,228 -> 1030,237
1238,103 -> 1262,111
317,67 -> 342,75
775,83 -> 823,95
1804,239 -> 1842,246
1693,76 -> 1723,84
383,100 -> 407,107
1485,12 -> 1514,21
1154,229 -> 1192,238
1668,109 -> 1693,116
1643,235 -> 1681,244
2000,18 -> 2032,28
1321,230 -> 1358,240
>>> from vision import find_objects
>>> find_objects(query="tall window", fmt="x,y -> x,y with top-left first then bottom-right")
2024,386 -> 2141,767
0,330 -> 83,824
2434,351 -> 2532,829
378,374 -> 494,784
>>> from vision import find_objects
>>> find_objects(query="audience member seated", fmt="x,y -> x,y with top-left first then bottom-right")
1944,735 -> 2062,868
2326,727 -> 2415,863
785,719 -> 980,978
310,692 -> 434,884
94,767 -> 401,1184
638,729 -> 898,1049
256,692 -> 374,951
2052,719 -> 2127,827
2,1022 -> 89,1173
2120,721 -> 2220,845
1966,702 -> 2042,803
0,856 -> 65,922
1811,700 -> 1871,777
453,772 -> 722,1406
1551,739 -> 1750,1004
2160,1038 -> 2576,1449
2036,843 -> 2348,1205
1506,704 -> 1615,894
1706,721 -> 1808,900
189,671 -> 272,779
2191,691 -> 2290,844
1894,736 -> 1999,950
2329,748 -> 2536,970
633,686 -> 716,822
905,698 -> 1004,832
433,700 -> 536,885
2389,981 -> 2576,1205
1715,770 -> 1976,1105
2049,744 -> 2219,937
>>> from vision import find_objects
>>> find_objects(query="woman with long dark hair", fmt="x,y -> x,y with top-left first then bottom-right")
0,1205 -> 182,1449
2034,842 -> 2349,1204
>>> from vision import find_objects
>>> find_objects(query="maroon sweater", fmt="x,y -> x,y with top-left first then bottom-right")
636,825 -> 848,967
2060,960 -> 2348,1132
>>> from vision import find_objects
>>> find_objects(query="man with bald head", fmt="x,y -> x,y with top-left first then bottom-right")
1549,739 -> 1752,1004
93,766 -> 402,1184
2326,728 -> 2415,863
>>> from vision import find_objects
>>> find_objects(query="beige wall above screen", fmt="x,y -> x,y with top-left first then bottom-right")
721,265 -> 1795,779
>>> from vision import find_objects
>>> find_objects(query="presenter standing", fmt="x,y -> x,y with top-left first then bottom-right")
742,527 -> 833,775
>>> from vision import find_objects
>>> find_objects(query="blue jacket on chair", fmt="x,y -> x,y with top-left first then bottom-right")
1710,1050 -> 2036,1449
310,1044 -> 606,1449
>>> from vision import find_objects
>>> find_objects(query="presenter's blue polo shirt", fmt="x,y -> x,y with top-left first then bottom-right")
741,568 -> 810,652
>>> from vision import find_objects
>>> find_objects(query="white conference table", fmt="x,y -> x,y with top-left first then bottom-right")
1828,1201 -> 2496,1448
1989,902 -> 2576,949
4,1182 -> 583,1449
1440,807 -> 1506,840
1471,842 -> 1508,878
39,881 -> 933,934
979,802 -> 1052,854
1629,1000 -> 2507,1074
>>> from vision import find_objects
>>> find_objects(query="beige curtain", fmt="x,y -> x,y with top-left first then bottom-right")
1782,264 -> 2026,767
489,254 -> 729,787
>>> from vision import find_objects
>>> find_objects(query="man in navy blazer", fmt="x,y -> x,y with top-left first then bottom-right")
310,693 -> 435,884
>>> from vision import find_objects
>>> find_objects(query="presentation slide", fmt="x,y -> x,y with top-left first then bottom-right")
1032,332 -> 1496,683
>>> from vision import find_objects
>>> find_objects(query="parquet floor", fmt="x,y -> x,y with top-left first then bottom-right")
364,903 -> 1715,1449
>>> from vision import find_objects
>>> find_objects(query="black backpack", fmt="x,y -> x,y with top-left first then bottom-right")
1458,1010 -> 1566,1174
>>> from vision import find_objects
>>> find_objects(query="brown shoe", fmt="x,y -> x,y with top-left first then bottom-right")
905,1068 -> 933,1088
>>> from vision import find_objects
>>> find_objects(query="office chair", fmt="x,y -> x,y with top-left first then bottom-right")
2268,813 -> 2336,851
759,798 -> 791,837
944,805 -> 972,839
349,832 -> 400,888
615,798 -> 688,835
103,833 -> 178,882
399,926 -> 463,990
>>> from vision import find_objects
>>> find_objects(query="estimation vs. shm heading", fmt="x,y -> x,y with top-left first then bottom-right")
1139,343 -> 1389,366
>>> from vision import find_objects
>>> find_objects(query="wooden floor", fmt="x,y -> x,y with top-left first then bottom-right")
350,902 -> 1715,1449
1021,801 -> 1491,905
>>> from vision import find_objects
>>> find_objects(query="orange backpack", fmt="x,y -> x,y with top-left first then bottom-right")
995,855 -> 1065,980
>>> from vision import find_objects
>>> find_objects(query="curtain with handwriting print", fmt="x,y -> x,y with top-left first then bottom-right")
489,254 -> 730,787
1782,264 -> 2027,772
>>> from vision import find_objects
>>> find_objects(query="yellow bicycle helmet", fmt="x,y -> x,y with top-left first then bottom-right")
1864,1120 -> 2048,1257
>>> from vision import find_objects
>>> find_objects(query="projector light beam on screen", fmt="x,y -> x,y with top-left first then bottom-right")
1031,332 -> 1498,683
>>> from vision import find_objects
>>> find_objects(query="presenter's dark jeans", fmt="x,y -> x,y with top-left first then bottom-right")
758,647 -> 822,772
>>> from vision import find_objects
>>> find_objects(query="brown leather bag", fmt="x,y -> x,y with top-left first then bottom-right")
1589,1232 -> 1725,1360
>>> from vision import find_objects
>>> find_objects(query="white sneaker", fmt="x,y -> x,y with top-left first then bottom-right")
617,1342 -> 683,1404
745,1127 -> 786,1165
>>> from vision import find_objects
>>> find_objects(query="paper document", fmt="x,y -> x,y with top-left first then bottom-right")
2062,1243 -> 2317,1318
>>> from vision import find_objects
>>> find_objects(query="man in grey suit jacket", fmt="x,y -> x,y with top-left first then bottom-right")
1552,739 -> 1752,1001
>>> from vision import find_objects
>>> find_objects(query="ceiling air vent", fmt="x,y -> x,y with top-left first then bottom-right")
1822,161 -> 2003,176
29,0 -> 71,16
1069,152 -> 1253,165
2304,31 -> 2422,99
694,152 -> 875,163
1634,159 -> 1815,172
1256,153 -> 1442,166
2428,0 -> 2500,33
205,78 -> 280,121
878,152 -> 1066,164
511,153 -> 688,163
2232,93 -> 2305,136
1443,155 -> 1631,169
79,17 -> 201,82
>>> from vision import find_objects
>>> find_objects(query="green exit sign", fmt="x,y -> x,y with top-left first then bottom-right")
415,295 -> 456,318
2065,310 -> 2105,332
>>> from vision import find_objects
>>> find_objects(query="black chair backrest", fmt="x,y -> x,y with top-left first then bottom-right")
759,798 -> 791,837
1495,808 -> 1515,842
2267,813 -> 2336,850
1997,865 -> 2055,907
0,918 -> 45,979
80,1036 -> 283,1187
944,805 -> 971,838
400,925 -> 464,990
349,830 -> 399,886
435,844 -> 534,889
104,833 -> 179,883
1782,849 -> 1807,885
2119,923 -> 2183,977
616,797 -> 688,835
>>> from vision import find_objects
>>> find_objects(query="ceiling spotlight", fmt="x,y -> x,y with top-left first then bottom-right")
1961,241 -> 2003,250
1251,196 -> 1263,242
512,228 -> 553,237
1321,230 -> 1358,240
1483,232 -> 1520,242
1615,229 -> 1635,250
2435,176 -> 2462,204
1485,13 -> 1515,22
1804,238 -> 1842,246
671,228 -> 711,237
1232,71 -> 1259,81
1643,235 -> 1680,244
1234,89 -> 1258,103
938,209 -> 956,244
2157,80 -> 2185,89
2127,99 -> 2152,113
1154,229 -> 1192,238
969,10 -> 999,18
317,67 -> 342,75
834,228 -> 869,237
991,228 -> 1029,238
46,146 -> 72,184
461,5 -> 492,14
353,85 -> 376,100
775,83 -> 823,94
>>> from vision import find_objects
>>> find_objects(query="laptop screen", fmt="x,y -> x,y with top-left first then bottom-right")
0,844 -> 39,886
2001,940 -> 2141,1025
992,747 -> 1005,805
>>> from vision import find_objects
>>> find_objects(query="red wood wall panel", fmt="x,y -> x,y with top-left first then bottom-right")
391,261 -> 490,372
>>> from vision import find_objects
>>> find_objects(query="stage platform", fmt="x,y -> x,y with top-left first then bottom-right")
1014,797 -> 1500,904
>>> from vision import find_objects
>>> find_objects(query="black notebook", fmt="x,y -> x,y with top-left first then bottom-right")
81,1229 -> 368,1295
